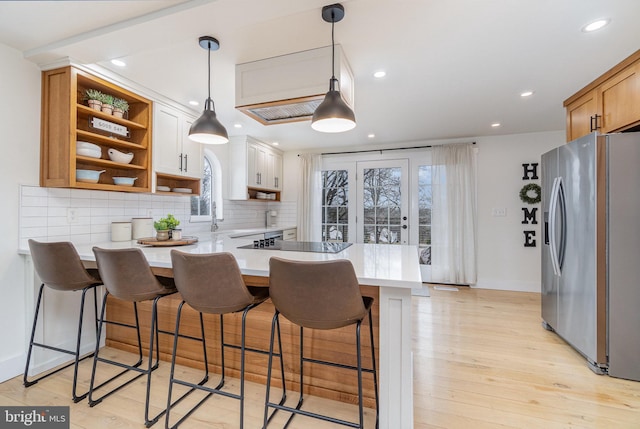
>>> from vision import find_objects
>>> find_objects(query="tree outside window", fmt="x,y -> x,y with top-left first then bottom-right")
322,170 -> 349,242
191,157 -> 212,216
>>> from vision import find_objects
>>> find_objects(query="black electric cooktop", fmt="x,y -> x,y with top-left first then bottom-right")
238,241 -> 352,254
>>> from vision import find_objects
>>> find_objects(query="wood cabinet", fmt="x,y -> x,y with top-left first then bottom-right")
41,66 -> 152,192
564,49 -> 640,141
153,102 -> 202,194
229,136 -> 283,200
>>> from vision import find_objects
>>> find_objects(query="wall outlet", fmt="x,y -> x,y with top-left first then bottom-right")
67,208 -> 78,223
492,207 -> 507,217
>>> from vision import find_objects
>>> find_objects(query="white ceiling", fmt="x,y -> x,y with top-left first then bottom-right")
1,0 -> 639,151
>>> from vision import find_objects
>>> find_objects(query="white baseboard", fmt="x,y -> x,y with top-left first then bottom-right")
473,278 -> 540,293
0,353 -> 26,383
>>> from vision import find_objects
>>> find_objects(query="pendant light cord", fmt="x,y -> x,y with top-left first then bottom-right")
331,11 -> 336,80
207,40 -> 212,101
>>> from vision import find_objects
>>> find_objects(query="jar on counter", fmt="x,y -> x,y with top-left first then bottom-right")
171,229 -> 182,240
111,222 -> 132,242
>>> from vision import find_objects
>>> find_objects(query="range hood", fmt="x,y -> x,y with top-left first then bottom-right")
235,45 -> 354,125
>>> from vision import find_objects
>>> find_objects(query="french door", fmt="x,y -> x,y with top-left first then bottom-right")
356,160 -> 409,245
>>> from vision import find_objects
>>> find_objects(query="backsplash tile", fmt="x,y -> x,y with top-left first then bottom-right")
19,185 -> 298,249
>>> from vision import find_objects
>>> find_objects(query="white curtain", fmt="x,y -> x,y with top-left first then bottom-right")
431,143 -> 477,284
297,153 -> 322,242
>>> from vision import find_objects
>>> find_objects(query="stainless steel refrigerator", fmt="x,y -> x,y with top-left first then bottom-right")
541,131 -> 640,382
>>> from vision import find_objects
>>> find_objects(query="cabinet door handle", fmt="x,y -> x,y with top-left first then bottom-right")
256,172 -> 260,185
275,177 -> 278,188
590,114 -> 601,132
184,154 -> 188,172
179,154 -> 183,171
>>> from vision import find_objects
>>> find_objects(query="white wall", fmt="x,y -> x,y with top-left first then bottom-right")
475,130 -> 565,292
0,42 -> 41,381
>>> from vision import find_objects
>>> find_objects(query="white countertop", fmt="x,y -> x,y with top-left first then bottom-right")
20,232 -> 421,289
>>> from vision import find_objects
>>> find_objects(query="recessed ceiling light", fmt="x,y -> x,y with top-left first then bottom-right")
272,142 -> 279,146
520,91 -> 534,97
491,123 -> 501,128
234,123 -> 242,128
189,100 -> 199,106
582,18 -> 610,32
110,59 -> 126,67
368,133 -> 375,138
373,71 -> 386,78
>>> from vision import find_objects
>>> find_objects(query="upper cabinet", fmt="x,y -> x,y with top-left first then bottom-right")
41,66 -> 152,192
153,102 -> 202,194
564,50 -> 640,142
229,136 -> 283,200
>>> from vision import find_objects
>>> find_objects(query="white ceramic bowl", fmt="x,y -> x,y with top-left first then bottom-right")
76,141 -> 101,152
112,177 -> 138,186
107,148 -> 134,164
76,147 -> 102,158
76,169 -> 105,183
156,185 -> 170,192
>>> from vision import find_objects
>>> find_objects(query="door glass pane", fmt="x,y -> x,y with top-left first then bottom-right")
363,167 -> 402,244
322,170 -> 349,242
418,165 -> 432,264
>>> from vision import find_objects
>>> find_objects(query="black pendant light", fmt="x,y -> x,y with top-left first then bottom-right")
311,3 -> 356,133
189,36 -> 229,144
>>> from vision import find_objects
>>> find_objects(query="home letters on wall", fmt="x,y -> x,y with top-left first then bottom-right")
520,163 -> 540,247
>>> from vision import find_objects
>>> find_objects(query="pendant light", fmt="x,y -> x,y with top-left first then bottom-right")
311,3 -> 356,133
189,36 -> 229,144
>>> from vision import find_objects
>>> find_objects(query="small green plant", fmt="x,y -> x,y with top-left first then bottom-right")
100,93 -> 115,106
154,214 -> 180,231
112,98 -> 129,113
84,88 -> 103,101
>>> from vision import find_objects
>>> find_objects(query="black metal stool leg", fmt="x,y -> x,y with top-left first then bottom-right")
356,321 -> 364,429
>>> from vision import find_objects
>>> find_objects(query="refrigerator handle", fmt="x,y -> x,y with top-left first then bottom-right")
548,177 -> 561,276
557,177 -> 566,273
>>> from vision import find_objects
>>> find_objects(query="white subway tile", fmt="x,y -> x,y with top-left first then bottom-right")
22,196 -> 48,207
91,232 -> 110,243
48,197 -> 71,208
90,190 -> 109,200
70,224 -> 91,235
21,186 -> 48,197
47,225 -> 71,237
48,207 -> 67,217
48,188 -> 71,198
70,189 -> 92,199
48,217 -> 68,227
21,206 -> 47,217
21,227 -> 48,238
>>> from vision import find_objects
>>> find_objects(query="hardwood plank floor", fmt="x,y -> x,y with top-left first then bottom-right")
2,285 -> 639,428
413,286 -> 640,429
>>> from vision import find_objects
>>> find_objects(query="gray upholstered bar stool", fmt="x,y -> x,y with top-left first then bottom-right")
264,257 -> 379,429
166,250 -> 286,429
89,247 -> 206,428
24,239 -> 102,403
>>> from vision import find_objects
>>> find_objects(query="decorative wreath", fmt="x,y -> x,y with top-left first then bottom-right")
519,183 -> 541,205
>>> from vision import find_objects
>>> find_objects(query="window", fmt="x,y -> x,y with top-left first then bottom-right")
322,170 -> 349,242
418,165 -> 432,265
191,157 -> 212,216
190,151 -> 223,222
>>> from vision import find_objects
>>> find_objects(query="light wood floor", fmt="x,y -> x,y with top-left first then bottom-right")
2,286 -> 640,428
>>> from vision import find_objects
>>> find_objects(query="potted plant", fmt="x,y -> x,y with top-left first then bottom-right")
112,98 -> 129,118
84,89 -> 103,111
154,214 -> 180,241
100,93 -> 114,115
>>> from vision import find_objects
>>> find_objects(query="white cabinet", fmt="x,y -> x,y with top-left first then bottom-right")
154,103 -> 202,178
283,228 -> 297,241
229,135 -> 283,200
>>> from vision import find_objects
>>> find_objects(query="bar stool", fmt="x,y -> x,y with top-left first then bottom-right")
89,247 -> 207,428
166,250 -> 286,429
24,239 -> 101,403
264,257 -> 379,429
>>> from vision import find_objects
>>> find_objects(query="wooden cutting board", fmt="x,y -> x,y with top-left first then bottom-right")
136,236 -> 198,246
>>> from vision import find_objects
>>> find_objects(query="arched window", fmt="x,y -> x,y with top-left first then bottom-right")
190,150 -> 223,222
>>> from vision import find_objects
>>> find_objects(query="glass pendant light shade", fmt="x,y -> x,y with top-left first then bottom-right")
311,78 -> 356,133
188,35 -> 229,144
311,3 -> 355,133
189,98 -> 229,144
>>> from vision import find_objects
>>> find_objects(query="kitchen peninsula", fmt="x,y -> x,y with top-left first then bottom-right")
20,233 -> 419,429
